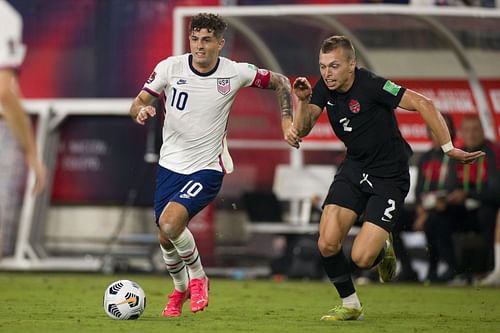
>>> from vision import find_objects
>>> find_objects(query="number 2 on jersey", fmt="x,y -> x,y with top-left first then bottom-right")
339,117 -> 352,132
171,87 -> 188,111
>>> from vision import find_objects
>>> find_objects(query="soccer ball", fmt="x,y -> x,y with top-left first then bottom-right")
103,280 -> 146,320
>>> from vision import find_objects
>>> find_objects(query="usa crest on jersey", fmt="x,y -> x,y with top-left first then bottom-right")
217,78 -> 231,95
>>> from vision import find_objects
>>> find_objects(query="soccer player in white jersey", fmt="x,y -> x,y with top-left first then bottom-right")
0,0 -> 46,194
0,0 -> 46,255
130,13 -> 296,317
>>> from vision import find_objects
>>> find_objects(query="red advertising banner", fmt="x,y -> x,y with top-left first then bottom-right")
303,79 -> 500,151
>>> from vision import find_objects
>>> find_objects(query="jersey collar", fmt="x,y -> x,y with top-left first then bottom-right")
188,54 -> 220,77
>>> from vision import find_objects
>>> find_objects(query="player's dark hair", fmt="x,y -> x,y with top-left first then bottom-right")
320,35 -> 355,60
189,13 -> 227,39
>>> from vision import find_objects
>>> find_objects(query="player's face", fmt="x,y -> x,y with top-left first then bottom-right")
189,29 -> 224,72
460,118 -> 485,149
319,48 -> 355,93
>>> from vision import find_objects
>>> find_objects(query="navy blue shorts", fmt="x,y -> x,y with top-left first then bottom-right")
154,166 -> 224,226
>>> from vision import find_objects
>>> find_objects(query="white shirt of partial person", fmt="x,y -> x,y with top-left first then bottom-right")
0,0 -> 26,70
143,53 -> 270,175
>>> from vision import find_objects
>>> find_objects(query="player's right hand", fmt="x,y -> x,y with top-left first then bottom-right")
135,105 -> 156,125
293,77 -> 312,101
284,125 -> 301,149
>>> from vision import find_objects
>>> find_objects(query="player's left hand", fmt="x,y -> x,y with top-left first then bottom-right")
446,148 -> 485,164
293,77 -> 312,102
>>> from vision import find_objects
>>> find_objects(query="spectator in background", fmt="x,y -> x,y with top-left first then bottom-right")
448,115 -> 500,278
0,0 -> 46,255
412,114 -> 459,282
390,212 -> 419,282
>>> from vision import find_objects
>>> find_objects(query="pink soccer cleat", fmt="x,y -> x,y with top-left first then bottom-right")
161,289 -> 189,317
189,277 -> 209,313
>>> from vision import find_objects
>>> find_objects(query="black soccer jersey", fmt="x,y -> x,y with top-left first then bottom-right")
310,67 -> 413,178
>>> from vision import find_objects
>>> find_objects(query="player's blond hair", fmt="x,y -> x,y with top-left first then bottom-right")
320,35 -> 356,61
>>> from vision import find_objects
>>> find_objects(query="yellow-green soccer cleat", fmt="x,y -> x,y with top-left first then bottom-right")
320,305 -> 364,321
378,233 -> 397,283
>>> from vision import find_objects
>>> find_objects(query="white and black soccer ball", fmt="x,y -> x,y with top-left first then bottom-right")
103,280 -> 146,320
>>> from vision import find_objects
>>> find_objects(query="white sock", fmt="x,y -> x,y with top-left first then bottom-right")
170,228 -> 206,280
494,243 -> 500,274
342,292 -> 361,309
160,245 -> 189,292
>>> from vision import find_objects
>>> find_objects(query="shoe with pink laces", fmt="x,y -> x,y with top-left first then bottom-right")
190,277 -> 209,313
161,289 -> 189,317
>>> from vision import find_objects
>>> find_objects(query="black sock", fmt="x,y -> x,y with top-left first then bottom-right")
321,251 -> 355,298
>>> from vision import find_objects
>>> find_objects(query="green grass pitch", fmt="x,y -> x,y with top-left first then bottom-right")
1,272 -> 499,333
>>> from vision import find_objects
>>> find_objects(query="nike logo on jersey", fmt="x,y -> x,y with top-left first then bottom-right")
381,217 -> 391,222
327,101 -> 334,106
177,79 -> 187,85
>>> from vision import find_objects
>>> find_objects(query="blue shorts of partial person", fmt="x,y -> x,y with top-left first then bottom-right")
154,166 -> 224,226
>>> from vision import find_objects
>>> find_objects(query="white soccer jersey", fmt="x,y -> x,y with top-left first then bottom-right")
143,53 -> 265,175
0,0 -> 26,69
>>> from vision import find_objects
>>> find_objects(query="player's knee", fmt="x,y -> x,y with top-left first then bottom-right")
158,232 -> 173,250
159,217 -> 183,240
351,252 -> 375,270
317,237 -> 342,257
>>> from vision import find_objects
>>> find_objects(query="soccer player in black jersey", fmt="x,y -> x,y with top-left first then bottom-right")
286,35 -> 484,321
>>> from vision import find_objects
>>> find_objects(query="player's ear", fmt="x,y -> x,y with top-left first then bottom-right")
349,58 -> 356,73
218,37 -> 225,51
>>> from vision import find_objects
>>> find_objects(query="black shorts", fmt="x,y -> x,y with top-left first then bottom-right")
324,160 -> 410,232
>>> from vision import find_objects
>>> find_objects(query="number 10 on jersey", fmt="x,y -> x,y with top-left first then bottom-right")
171,87 -> 188,111
179,180 -> 203,199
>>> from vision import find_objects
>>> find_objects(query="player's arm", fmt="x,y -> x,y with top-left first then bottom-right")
266,71 -> 300,148
292,77 -> 323,138
130,90 -> 157,125
0,69 -> 46,194
399,89 -> 485,164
